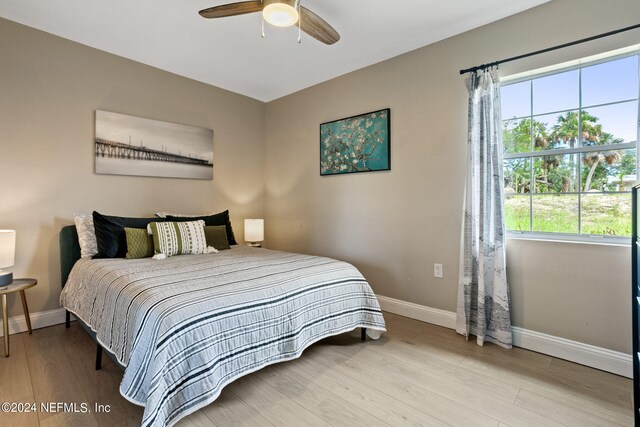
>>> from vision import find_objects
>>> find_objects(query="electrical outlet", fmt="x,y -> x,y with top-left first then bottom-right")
434,263 -> 443,279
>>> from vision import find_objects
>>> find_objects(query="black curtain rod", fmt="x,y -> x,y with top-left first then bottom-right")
459,23 -> 640,75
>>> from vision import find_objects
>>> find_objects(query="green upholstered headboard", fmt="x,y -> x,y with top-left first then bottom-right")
60,225 -> 81,288
58,224 -> 125,370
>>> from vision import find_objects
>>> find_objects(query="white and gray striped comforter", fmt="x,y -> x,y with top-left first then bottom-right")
60,246 -> 386,427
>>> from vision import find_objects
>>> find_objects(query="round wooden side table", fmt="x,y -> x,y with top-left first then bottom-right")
0,278 -> 37,357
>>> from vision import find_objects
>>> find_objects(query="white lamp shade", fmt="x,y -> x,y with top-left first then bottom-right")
244,219 -> 264,243
263,3 -> 298,27
0,230 -> 16,269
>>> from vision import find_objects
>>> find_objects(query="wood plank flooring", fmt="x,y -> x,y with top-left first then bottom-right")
0,312 -> 632,426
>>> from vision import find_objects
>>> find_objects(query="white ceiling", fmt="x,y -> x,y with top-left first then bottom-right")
0,0 -> 550,102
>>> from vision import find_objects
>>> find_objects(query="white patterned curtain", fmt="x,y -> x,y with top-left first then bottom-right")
456,68 -> 512,349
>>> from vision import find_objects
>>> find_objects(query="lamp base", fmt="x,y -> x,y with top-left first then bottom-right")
246,242 -> 262,248
0,271 -> 13,287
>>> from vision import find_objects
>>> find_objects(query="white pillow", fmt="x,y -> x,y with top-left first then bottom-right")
147,220 -> 217,259
74,213 -> 98,258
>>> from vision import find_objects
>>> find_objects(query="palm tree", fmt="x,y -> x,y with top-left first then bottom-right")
551,111 -> 601,148
551,111 -> 622,191
582,151 -> 622,191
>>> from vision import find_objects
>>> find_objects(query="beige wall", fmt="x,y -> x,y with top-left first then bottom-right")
1,0 -> 637,354
265,0 -> 640,353
507,239 -> 630,352
0,18 -> 265,318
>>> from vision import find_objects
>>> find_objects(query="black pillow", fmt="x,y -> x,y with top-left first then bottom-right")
166,210 -> 237,245
92,211 -> 159,258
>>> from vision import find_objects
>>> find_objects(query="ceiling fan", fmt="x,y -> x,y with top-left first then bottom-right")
199,0 -> 340,45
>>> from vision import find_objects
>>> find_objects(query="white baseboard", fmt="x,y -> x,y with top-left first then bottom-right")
376,295 -> 632,378
2,299 -> 633,378
376,295 -> 456,329
0,307 -> 71,337
511,327 -> 632,378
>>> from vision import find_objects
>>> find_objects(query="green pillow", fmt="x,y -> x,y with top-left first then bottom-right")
124,227 -> 154,259
204,225 -> 230,250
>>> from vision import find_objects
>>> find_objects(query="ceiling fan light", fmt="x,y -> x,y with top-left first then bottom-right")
263,3 -> 298,27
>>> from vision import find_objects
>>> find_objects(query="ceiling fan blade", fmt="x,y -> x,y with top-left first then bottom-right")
199,1 -> 263,19
299,6 -> 340,45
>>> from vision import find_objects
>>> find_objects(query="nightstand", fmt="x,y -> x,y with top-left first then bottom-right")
1,278 -> 37,357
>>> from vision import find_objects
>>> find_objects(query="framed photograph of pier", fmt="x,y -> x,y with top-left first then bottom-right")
320,108 -> 390,176
95,110 -> 214,180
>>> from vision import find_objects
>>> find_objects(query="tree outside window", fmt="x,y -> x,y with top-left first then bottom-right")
501,54 -> 639,238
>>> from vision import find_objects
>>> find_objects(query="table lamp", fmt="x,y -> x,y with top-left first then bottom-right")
244,219 -> 264,247
0,230 -> 16,287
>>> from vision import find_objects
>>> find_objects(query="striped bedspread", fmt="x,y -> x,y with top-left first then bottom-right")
60,246 -> 386,427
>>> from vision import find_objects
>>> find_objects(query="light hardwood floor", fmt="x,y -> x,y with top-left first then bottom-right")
0,312 -> 632,426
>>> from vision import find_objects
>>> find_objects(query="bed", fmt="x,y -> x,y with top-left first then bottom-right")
59,224 -> 386,427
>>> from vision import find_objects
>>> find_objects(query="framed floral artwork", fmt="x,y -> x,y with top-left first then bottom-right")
320,108 -> 390,176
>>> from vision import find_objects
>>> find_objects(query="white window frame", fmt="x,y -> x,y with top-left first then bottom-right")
501,48 -> 640,245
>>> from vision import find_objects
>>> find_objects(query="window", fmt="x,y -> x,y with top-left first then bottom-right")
501,53 -> 639,241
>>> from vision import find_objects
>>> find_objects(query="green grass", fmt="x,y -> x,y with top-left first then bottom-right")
505,193 -> 631,236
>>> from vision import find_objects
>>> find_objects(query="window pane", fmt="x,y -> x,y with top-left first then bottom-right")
533,154 -> 578,193
503,119 -> 531,154
504,157 -> 531,194
501,54 -> 638,240
535,111 -> 579,150
582,55 -> 639,107
581,193 -> 631,236
532,194 -> 578,233
505,195 -> 530,231
533,69 -> 579,115
501,81 -> 531,119
582,101 -> 638,144
580,148 -> 635,192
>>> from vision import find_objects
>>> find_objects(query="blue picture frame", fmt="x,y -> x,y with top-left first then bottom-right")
320,108 -> 390,176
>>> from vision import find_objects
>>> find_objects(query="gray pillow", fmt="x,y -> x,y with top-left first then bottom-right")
74,214 -> 98,258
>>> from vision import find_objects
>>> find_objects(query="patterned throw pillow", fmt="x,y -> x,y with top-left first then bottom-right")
147,220 -> 215,259
74,213 -> 98,258
124,228 -> 154,259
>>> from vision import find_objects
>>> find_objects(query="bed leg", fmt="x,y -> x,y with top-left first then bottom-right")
361,327 -> 366,341
65,310 -> 70,328
95,344 -> 103,370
